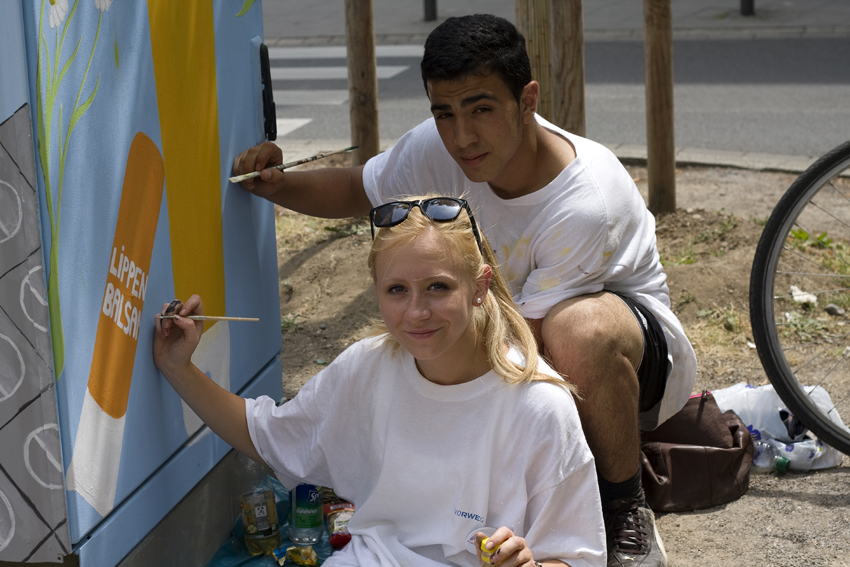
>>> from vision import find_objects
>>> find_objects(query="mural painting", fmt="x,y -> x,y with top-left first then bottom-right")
0,0 -> 282,564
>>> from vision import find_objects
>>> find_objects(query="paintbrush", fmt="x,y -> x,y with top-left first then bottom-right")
228,145 -> 359,183
158,315 -> 259,322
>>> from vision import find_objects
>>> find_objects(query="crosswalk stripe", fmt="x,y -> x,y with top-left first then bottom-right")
267,45 -> 423,60
274,90 -> 349,106
276,118 -> 313,137
270,66 -> 409,80
269,45 -> 422,136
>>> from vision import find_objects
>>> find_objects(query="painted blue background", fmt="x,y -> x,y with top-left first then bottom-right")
18,0 -> 283,559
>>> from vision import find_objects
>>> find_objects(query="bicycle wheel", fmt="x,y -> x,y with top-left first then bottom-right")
750,140 -> 850,456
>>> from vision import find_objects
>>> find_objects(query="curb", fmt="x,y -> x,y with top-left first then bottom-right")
273,139 -> 818,175
264,25 -> 850,46
605,144 -> 817,174
584,25 -> 850,42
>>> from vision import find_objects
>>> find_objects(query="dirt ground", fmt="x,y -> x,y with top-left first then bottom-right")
273,159 -> 850,567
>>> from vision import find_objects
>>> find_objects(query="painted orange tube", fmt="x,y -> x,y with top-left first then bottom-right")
66,132 -> 164,516
88,132 -> 163,415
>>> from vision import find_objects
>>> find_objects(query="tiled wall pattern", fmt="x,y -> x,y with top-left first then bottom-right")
0,104 -> 70,563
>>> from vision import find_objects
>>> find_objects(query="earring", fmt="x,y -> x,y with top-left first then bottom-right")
475,297 -> 482,304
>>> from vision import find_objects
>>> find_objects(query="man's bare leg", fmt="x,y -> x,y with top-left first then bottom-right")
540,292 -> 643,483
539,292 -> 668,567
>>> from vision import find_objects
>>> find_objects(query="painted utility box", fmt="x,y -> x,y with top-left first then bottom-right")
0,1 -> 282,564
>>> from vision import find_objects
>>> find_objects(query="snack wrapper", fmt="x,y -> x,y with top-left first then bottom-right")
323,487 -> 355,550
325,503 -> 354,549
273,545 -> 318,566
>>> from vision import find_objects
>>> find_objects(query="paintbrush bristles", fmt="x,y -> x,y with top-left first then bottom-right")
228,145 -> 359,183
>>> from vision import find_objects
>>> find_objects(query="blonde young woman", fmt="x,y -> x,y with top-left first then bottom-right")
153,197 -> 605,567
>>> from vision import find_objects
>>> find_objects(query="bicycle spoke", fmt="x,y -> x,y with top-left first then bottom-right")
807,199 -> 850,235
778,333 -> 850,353
787,338 -> 847,375
775,272 -> 850,279
779,243 -> 847,277
792,215 -> 850,270
774,287 -> 850,300
826,178 -> 850,206
820,391 -> 850,421
805,347 -> 850,391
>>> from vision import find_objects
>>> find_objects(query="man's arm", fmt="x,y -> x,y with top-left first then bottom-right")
232,141 -> 372,218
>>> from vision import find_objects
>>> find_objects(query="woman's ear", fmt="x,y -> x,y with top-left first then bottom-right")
475,265 -> 493,304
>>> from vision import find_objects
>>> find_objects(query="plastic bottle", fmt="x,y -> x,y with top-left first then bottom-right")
238,457 -> 281,555
289,483 -> 324,545
752,439 -> 791,474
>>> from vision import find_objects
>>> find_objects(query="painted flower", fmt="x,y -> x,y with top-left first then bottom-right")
48,0 -> 69,28
94,0 -> 113,12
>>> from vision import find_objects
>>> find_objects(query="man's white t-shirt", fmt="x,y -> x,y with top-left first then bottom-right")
362,115 -> 696,428
246,337 -> 605,567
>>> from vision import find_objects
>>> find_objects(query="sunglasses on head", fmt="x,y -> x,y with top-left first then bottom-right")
369,197 -> 483,253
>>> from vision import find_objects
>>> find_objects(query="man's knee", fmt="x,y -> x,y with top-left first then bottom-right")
540,293 -> 644,377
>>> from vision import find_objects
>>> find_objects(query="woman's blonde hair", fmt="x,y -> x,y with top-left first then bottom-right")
367,196 -> 576,394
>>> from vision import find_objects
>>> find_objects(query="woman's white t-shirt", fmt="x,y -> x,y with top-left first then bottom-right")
246,337 -> 605,567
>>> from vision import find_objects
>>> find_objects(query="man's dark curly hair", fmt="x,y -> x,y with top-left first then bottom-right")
421,14 -> 532,103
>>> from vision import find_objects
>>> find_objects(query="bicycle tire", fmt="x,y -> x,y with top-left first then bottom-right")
750,140 -> 850,456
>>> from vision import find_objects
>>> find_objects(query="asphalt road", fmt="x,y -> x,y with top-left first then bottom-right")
262,3 -> 850,158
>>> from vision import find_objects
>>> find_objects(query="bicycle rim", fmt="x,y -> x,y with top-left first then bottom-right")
750,140 -> 850,456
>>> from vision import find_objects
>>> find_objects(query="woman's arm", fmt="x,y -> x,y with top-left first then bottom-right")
153,295 -> 265,464
161,356 -> 263,464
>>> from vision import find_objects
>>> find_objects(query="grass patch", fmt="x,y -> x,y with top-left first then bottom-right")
780,309 -> 833,341
275,207 -> 368,250
661,240 -> 696,265
677,291 -> 695,308
694,304 -> 742,333
696,215 -> 739,244
686,303 -> 755,367
281,312 -> 304,331
786,229 -> 850,275
827,292 -> 850,310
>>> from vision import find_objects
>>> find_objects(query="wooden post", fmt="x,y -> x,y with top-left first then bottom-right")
516,0 -> 552,121
424,0 -> 437,21
550,0 -> 585,136
643,0 -> 676,214
344,0 -> 380,165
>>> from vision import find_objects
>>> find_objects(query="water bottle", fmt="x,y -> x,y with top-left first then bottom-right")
752,440 -> 790,474
289,484 -> 324,545
772,438 -> 823,472
238,456 -> 281,555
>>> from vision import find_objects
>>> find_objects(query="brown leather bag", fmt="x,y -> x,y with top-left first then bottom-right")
640,391 -> 754,512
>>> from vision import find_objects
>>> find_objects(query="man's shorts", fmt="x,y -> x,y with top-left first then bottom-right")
609,292 -> 670,424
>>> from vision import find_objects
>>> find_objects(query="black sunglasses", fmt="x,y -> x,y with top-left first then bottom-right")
369,198 -> 483,253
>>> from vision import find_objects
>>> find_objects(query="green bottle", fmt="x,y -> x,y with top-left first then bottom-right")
289,484 -> 324,545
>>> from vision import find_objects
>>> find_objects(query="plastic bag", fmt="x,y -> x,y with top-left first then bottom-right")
712,382 -> 845,471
